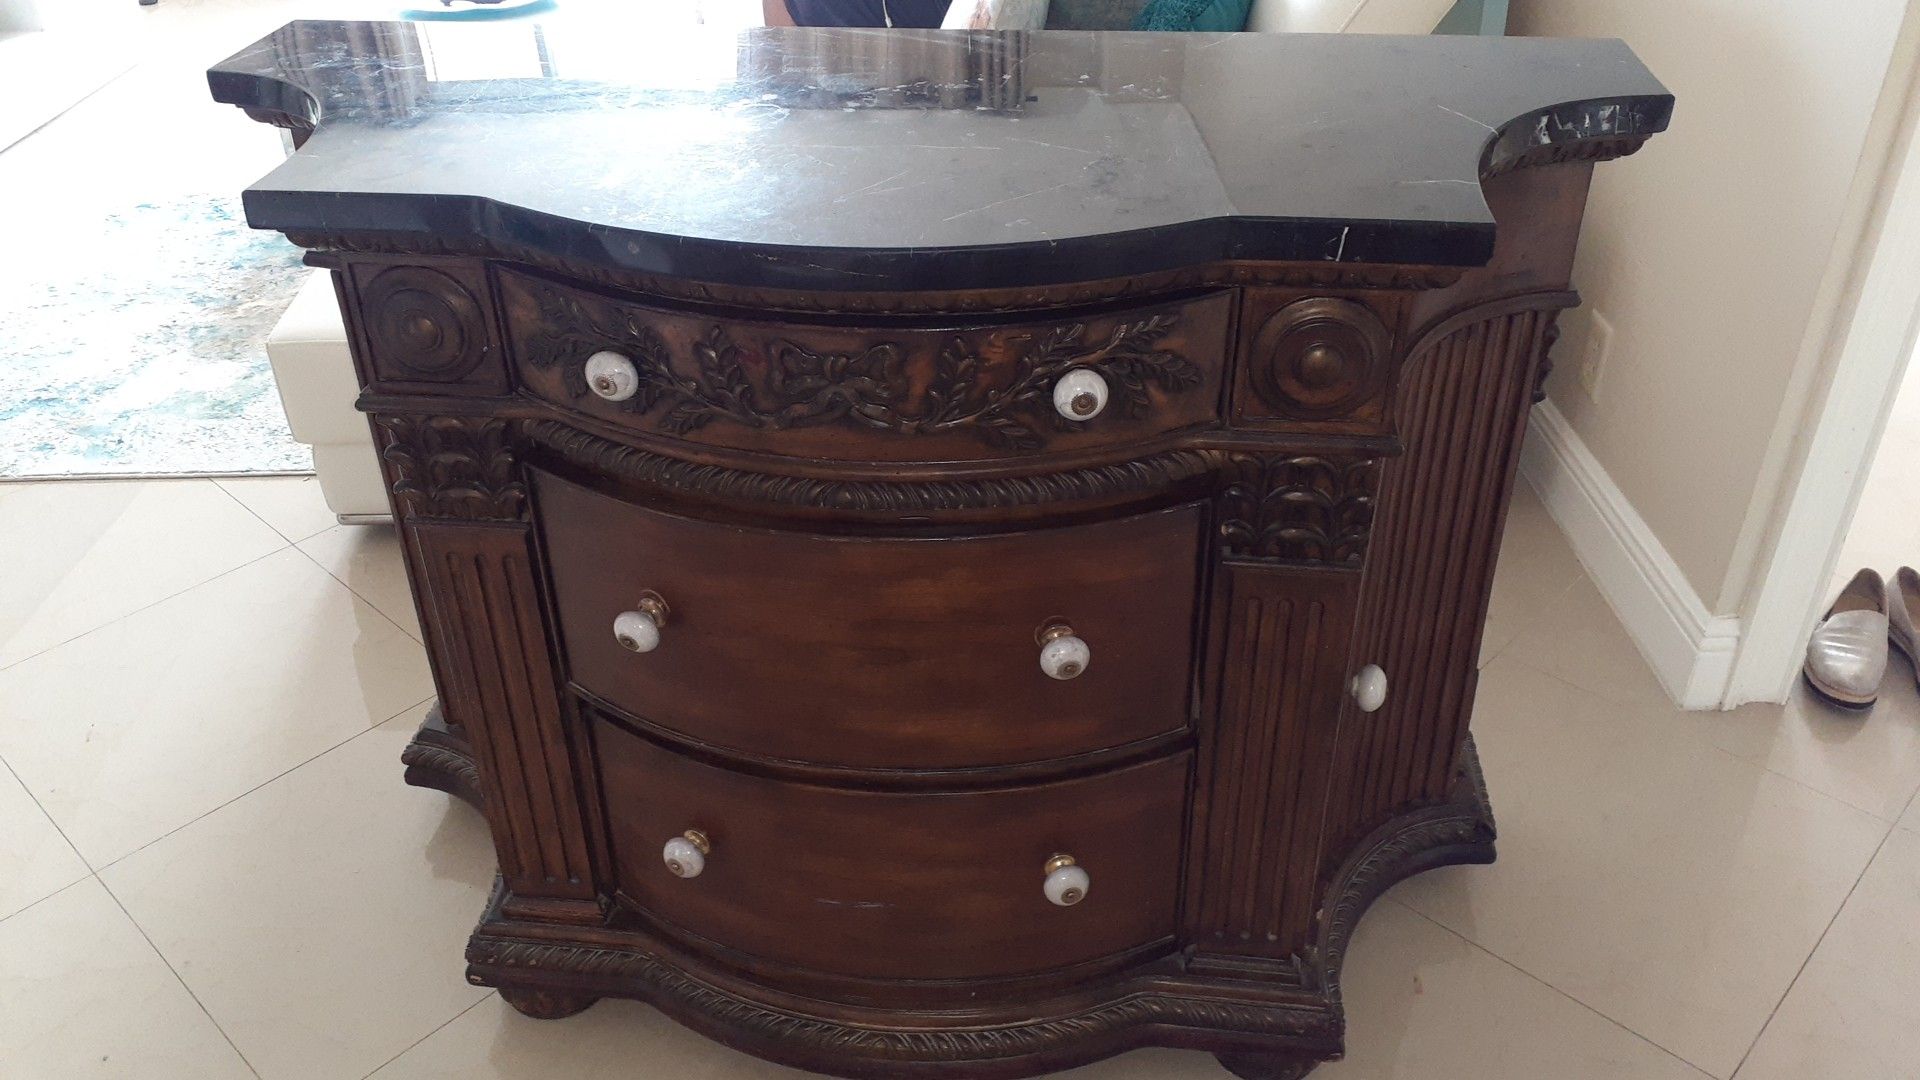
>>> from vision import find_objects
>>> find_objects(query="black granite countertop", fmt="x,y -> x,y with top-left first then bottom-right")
209,18 -> 1670,292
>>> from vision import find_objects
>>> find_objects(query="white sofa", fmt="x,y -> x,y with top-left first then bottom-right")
265,0 -> 1491,522
266,271 -> 390,521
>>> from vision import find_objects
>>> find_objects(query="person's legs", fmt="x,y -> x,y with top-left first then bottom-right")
783,0 -> 951,26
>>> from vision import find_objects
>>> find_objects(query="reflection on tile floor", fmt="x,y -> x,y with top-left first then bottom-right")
5,472 -> 1917,1079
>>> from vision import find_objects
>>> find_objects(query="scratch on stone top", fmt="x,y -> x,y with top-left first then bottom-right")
1435,104 -> 1497,133
833,169 -> 911,203
1005,137 -> 1101,157
941,181 -> 1079,223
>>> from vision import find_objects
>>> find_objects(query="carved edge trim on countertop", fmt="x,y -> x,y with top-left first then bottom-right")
242,107 -> 315,147
1215,454 -> 1381,565
378,415 -> 526,521
1481,135 -> 1650,180
521,418 -> 1219,513
519,277 -> 1204,452
297,234 -> 1468,312
1310,736 -> 1496,1001
465,934 -> 1335,1060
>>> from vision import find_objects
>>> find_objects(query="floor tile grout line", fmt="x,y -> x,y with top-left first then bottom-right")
0,865 -> 89,926
1691,733 -> 1917,827
93,693 -> 438,875
1478,569 -> 1587,671
1895,784 -> 1920,833
1728,818 -> 1899,1079
0,54 -> 141,158
359,991 -> 497,1079
0,754 -> 95,925
205,473 -> 420,644
0,530 -> 293,676
0,751 -> 89,867
1384,896 -> 1718,1078
1498,650 -> 1920,827
94,874 -> 265,1080
287,537 -> 425,645
209,476 -> 336,547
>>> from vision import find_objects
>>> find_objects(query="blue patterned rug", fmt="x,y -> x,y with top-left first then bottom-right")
0,193 -> 313,477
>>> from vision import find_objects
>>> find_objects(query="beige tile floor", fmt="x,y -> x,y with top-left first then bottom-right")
3,474 -> 1919,1080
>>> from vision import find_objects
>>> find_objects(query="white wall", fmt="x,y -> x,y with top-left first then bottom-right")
1509,0 -> 1908,615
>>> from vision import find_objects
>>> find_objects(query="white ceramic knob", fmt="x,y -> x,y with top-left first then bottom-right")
1037,623 -> 1090,681
1043,855 -> 1090,906
1351,664 -> 1387,713
1052,368 -> 1109,421
613,593 -> 670,653
663,830 -> 710,878
613,609 -> 660,653
585,350 -> 640,402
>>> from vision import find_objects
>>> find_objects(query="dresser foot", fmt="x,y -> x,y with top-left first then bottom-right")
400,702 -> 485,811
500,987 -> 599,1020
1214,1051 -> 1320,1080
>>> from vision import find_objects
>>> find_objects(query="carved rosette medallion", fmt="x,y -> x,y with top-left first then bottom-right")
1216,454 -> 1380,565
378,415 -> 526,521
362,266 -> 490,381
1248,298 -> 1392,420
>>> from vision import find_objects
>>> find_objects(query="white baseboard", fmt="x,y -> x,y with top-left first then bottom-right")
1519,400 -> 1742,710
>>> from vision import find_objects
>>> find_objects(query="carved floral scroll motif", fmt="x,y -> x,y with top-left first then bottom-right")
519,279 -> 1203,451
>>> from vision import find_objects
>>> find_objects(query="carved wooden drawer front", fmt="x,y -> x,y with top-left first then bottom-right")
500,269 -> 1231,462
595,718 -> 1188,981
536,469 -> 1201,770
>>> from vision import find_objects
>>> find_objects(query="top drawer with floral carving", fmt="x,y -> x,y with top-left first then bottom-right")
498,269 -> 1231,463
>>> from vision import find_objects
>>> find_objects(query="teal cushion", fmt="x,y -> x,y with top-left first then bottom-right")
1130,0 -> 1252,31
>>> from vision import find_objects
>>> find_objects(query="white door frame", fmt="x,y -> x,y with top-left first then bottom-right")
1726,7 -> 1920,706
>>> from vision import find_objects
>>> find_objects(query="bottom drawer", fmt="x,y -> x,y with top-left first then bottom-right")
595,716 -> 1188,981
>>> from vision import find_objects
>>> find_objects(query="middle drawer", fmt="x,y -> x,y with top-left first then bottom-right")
536,468 -> 1201,770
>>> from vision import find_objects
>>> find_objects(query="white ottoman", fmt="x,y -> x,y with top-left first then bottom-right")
266,270 -> 390,521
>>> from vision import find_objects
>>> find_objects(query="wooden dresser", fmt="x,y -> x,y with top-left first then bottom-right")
212,20 -> 1670,1079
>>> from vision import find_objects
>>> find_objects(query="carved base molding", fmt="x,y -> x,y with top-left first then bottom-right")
400,702 -> 484,811
499,986 -> 598,1020
1214,1051 -> 1321,1080
1313,737 -> 1497,1003
409,706 -> 1496,1080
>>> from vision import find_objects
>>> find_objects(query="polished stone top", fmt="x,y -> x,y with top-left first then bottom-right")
210,18 -> 1670,291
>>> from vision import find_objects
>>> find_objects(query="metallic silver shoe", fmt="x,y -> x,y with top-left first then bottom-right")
1889,567 -> 1920,689
1803,568 -> 1889,710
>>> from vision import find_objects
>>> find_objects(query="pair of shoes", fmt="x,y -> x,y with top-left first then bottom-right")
1804,568 -> 1920,709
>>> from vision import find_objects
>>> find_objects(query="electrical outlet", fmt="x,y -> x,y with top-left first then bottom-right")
1579,310 -> 1614,404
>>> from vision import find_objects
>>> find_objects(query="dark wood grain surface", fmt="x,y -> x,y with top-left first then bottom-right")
538,468 -> 1204,770
285,151 -> 1632,1079
596,719 -> 1189,981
